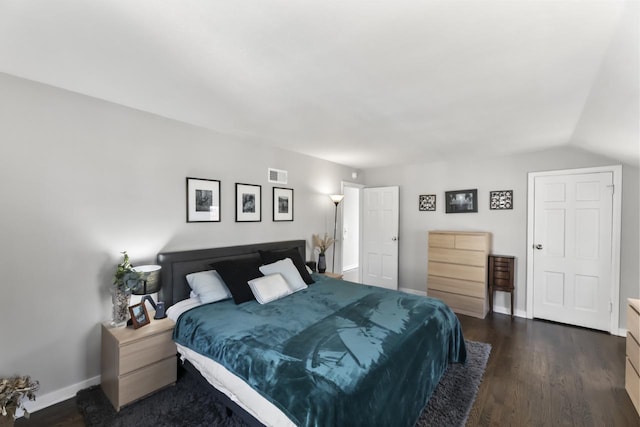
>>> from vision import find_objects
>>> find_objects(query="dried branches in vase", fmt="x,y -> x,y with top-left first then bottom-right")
0,376 -> 39,421
312,233 -> 334,255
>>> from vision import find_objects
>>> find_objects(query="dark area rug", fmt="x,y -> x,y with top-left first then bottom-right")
77,340 -> 490,427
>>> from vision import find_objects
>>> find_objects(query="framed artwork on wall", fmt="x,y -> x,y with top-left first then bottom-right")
490,190 -> 513,210
445,189 -> 478,213
235,183 -> 262,222
419,194 -> 436,211
186,177 -> 221,222
273,187 -> 294,221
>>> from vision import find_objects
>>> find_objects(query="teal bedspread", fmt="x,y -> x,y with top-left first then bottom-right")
173,274 -> 466,427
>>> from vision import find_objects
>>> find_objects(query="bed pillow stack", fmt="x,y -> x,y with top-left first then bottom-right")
185,270 -> 232,304
210,257 -> 264,304
259,248 -> 315,285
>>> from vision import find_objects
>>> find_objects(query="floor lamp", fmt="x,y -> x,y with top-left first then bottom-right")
329,194 -> 345,273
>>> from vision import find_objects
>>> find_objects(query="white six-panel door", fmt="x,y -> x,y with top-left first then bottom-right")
362,186 -> 399,290
532,171 -> 614,331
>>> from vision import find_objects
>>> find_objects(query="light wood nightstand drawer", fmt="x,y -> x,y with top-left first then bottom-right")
118,356 -> 177,408
120,330 -> 176,374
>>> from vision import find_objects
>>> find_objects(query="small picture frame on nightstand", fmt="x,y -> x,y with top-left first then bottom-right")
129,302 -> 150,329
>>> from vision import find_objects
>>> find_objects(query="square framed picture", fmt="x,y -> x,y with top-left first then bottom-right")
419,194 -> 436,211
445,189 -> 478,213
236,183 -> 262,222
490,190 -> 513,210
128,302 -> 150,329
273,187 -> 294,221
186,177 -> 220,222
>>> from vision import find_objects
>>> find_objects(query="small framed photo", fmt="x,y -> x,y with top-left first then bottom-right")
273,187 -> 294,221
128,302 -> 150,329
186,177 -> 221,222
445,189 -> 478,213
236,183 -> 262,222
419,194 -> 436,211
490,190 -> 513,210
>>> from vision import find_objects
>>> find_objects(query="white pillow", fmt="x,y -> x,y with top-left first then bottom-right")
248,274 -> 291,304
185,270 -> 232,304
259,258 -> 308,292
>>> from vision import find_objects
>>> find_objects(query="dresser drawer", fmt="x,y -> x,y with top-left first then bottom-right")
454,234 -> 488,251
625,357 -> 640,416
428,289 -> 486,318
628,301 -> 640,343
428,275 -> 486,299
120,330 -> 176,375
428,247 -> 486,267
629,332 -> 640,375
429,233 -> 455,248
118,356 -> 177,408
428,261 -> 485,283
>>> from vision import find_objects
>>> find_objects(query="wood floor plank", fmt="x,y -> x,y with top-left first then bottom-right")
16,313 -> 639,426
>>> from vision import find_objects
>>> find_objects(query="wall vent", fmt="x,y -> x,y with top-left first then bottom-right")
268,168 -> 288,184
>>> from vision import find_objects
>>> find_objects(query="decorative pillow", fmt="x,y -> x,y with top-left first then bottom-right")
259,248 -> 315,285
210,257 -> 263,304
185,270 -> 232,304
248,274 -> 292,304
259,258 -> 308,293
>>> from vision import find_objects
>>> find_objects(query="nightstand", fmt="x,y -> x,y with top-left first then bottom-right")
101,316 -> 177,411
321,272 -> 344,280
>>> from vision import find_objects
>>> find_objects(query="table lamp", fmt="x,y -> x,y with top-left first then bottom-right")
132,265 -> 165,319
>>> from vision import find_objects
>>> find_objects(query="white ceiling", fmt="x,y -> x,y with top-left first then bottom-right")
0,0 -> 637,169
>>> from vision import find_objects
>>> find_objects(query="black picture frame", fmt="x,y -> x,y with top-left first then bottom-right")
235,183 -> 262,222
445,189 -> 478,213
490,190 -> 513,210
419,194 -> 436,211
273,187 -> 294,221
128,302 -> 150,329
186,177 -> 221,222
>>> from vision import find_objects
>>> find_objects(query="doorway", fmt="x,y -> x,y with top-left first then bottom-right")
526,165 -> 622,333
341,182 -> 363,282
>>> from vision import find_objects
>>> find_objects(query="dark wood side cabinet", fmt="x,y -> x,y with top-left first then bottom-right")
488,255 -> 515,317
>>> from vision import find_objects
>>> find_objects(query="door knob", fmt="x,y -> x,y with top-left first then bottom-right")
534,244 -> 543,250
392,236 -> 398,241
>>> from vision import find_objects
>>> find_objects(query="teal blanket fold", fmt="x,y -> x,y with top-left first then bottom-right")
173,275 -> 466,427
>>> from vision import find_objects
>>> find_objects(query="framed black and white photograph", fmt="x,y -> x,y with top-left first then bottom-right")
490,190 -> 513,210
445,189 -> 478,213
186,177 -> 221,222
235,183 -> 262,222
128,302 -> 150,329
273,187 -> 294,221
419,194 -> 436,211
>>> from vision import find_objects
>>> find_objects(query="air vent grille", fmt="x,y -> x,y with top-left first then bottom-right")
268,168 -> 288,184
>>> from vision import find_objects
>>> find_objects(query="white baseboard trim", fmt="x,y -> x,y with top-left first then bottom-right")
490,305 -> 527,318
615,328 -> 627,337
400,287 -> 426,297
17,375 -> 101,418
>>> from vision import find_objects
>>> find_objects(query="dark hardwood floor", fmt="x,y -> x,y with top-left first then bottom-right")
16,313 -> 639,426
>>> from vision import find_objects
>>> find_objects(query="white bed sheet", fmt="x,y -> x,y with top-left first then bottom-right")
167,298 -> 295,427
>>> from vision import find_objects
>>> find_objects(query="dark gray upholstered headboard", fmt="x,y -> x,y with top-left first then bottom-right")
157,240 -> 306,307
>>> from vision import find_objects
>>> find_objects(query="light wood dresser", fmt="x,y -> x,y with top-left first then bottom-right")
626,298 -> 640,416
427,231 -> 491,319
101,316 -> 177,411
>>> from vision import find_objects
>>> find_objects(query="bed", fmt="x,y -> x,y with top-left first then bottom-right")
158,240 -> 466,427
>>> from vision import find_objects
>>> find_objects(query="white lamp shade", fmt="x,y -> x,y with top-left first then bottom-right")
329,194 -> 345,204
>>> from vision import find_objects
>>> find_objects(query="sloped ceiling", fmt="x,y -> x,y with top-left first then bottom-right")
0,0 -> 637,168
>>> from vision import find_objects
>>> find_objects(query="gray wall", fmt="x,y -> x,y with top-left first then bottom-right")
364,147 -> 639,327
0,73 -> 355,396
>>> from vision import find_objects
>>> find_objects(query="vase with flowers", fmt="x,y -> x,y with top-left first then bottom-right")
111,251 -> 142,326
312,233 -> 335,274
0,376 -> 39,427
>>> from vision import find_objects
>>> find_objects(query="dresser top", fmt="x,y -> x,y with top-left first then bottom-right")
430,230 -> 491,236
